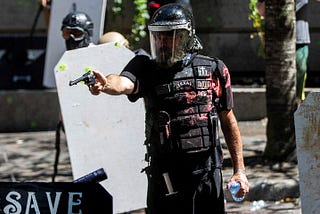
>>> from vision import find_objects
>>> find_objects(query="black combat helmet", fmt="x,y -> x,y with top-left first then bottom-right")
148,3 -> 202,68
61,11 -> 94,50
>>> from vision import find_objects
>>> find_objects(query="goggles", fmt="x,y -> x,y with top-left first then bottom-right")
62,27 -> 85,41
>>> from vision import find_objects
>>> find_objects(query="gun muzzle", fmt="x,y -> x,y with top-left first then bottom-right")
69,76 -> 85,86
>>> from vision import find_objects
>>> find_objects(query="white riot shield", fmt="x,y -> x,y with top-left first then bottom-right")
54,43 -> 147,213
43,0 -> 107,88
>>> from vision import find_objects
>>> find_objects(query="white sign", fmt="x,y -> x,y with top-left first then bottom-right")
43,0 -> 107,88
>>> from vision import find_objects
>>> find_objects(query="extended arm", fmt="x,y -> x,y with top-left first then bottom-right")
39,0 -> 49,7
89,70 -> 136,96
219,109 -> 249,197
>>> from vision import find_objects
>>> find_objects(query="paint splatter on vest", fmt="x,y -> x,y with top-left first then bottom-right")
151,55 -> 221,154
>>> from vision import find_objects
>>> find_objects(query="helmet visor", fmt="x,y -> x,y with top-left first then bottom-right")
62,27 -> 85,41
150,29 -> 189,68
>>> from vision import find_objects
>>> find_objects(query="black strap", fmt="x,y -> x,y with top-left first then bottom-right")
52,120 -> 65,182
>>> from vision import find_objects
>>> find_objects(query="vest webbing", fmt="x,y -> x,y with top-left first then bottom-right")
153,55 -> 221,153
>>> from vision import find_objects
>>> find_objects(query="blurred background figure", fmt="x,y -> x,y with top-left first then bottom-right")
295,0 -> 310,105
61,11 -> 94,50
99,31 -> 152,57
256,0 -> 310,105
98,31 -> 129,48
39,0 -> 52,28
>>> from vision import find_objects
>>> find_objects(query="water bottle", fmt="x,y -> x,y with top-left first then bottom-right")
229,181 -> 245,202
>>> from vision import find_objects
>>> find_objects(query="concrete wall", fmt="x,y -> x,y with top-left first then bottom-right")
0,89 -> 265,132
0,90 -> 60,132
104,0 -> 320,79
3,88 -> 319,132
233,88 -> 266,121
192,0 -> 266,73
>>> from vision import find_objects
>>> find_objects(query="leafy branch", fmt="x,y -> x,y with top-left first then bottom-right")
112,0 -> 149,45
248,0 -> 265,57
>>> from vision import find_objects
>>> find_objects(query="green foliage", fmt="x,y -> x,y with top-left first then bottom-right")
130,0 -> 149,42
249,0 -> 265,33
112,0 -> 149,45
248,0 -> 265,57
112,0 -> 123,14
17,0 -> 31,6
17,0 -> 38,9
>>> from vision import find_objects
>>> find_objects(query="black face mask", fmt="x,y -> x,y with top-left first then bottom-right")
65,37 -> 90,50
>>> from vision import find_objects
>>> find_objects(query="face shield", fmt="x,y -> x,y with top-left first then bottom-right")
149,24 -> 191,68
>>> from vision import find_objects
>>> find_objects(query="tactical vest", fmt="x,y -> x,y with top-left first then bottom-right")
152,55 -> 221,154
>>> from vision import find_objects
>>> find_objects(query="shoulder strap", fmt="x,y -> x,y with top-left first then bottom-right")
212,57 -> 226,86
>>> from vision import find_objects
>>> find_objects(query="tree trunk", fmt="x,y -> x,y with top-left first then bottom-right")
264,0 -> 297,162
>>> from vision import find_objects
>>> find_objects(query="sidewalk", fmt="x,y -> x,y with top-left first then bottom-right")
0,119 -> 301,213
223,119 -> 301,213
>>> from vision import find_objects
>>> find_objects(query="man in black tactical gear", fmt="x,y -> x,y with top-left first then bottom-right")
61,11 -> 94,50
89,3 -> 249,213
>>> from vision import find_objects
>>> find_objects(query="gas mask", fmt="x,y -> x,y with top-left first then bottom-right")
62,27 -> 91,50
61,11 -> 93,50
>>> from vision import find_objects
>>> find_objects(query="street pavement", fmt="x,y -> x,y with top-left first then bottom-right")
0,119 -> 301,213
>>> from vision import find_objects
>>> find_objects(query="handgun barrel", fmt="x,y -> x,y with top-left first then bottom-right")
69,71 -> 95,86
69,78 -> 82,86
69,75 -> 88,86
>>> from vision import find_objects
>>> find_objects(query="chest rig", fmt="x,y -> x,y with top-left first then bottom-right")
154,55 -> 221,154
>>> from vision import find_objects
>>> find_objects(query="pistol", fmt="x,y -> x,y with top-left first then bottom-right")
69,71 -> 96,86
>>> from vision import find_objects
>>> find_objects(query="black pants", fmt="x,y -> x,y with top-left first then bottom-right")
146,154 -> 225,214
